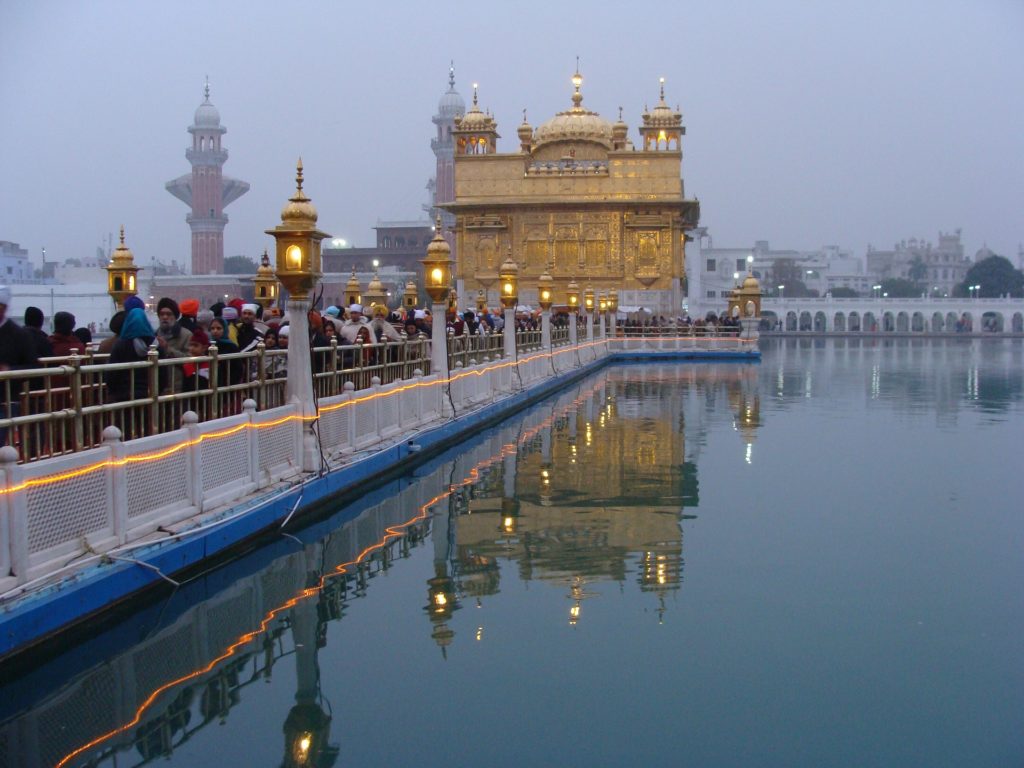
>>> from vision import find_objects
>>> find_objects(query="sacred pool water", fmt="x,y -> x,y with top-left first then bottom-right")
2,338 -> 1021,768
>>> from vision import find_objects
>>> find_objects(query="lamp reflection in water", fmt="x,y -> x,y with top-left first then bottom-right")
567,576 -> 597,627
426,500 -> 461,658
282,544 -> 340,768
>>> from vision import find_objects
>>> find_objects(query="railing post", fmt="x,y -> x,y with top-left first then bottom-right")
182,410 -> 203,512
103,426 -> 128,544
329,338 -> 339,396
147,344 -> 160,436
430,301 -> 451,417
242,399 -> 259,487
208,343 -> 220,420
69,353 -> 84,451
0,446 -> 25,584
256,342 -> 266,411
284,297 -> 320,473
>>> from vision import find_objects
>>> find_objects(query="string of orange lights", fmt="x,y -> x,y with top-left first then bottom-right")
54,379 -> 604,768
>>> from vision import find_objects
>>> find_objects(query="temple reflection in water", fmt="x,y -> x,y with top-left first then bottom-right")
0,364 -> 761,768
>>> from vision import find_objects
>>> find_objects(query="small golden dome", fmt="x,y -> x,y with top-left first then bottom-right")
108,225 -> 136,267
280,159 -> 319,225
642,78 -> 683,128
741,274 -> 761,292
426,218 -> 452,258
455,83 -> 497,132
345,267 -> 361,292
518,109 -> 533,143
612,106 -> 628,140
256,249 -> 274,276
367,270 -> 385,295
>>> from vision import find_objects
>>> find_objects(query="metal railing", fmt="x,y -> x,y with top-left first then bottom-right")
448,330 -> 504,370
618,323 -> 741,337
311,336 -> 431,397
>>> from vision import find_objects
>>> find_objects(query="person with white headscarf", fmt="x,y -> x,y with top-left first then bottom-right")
339,303 -> 371,344
237,303 -> 265,352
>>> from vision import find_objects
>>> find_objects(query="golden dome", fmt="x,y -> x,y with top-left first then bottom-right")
612,106 -> 628,141
108,225 -> 136,267
345,267 -> 361,293
642,78 -> 682,128
367,269 -> 385,295
426,218 -> 452,258
280,159 -> 319,225
534,69 -> 612,149
455,84 -> 497,132
741,274 -> 761,292
518,109 -> 533,143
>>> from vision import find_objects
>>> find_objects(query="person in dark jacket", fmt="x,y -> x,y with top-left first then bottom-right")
106,308 -> 161,402
49,312 -> 86,357
23,306 -> 53,358
0,286 -> 40,446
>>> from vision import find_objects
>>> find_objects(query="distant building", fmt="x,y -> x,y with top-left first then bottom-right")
866,230 -> 970,295
321,221 -> 434,276
165,81 -> 249,275
685,230 -> 866,316
0,241 -> 33,283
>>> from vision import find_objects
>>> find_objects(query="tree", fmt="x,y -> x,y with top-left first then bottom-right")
879,278 -> 920,298
223,254 -> 257,274
908,256 -> 928,283
829,286 -> 858,298
953,255 -> 1024,298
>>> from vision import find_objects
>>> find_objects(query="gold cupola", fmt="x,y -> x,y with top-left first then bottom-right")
345,267 -> 362,307
453,83 -> 499,155
265,159 -> 329,301
105,225 -> 141,310
517,109 -> 533,152
252,249 -> 278,309
640,77 -> 684,151
403,279 -> 419,310
612,106 -> 629,150
364,266 -> 387,310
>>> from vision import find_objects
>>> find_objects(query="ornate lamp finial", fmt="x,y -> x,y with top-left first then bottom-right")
204,75 -> 210,101
472,83 -> 479,107
119,224 -> 125,246
571,58 -> 583,108
295,158 -> 304,193
449,61 -> 455,88
659,76 -> 665,101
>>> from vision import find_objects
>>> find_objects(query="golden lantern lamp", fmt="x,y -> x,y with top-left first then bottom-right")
364,266 -> 387,309
608,288 -> 619,313
566,279 -> 580,311
537,268 -> 554,311
421,214 -> 452,304
403,279 -> 419,309
598,292 -> 608,312
475,289 -> 488,314
105,225 -> 141,310
265,159 -> 329,302
584,286 -> 595,312
498,249 -> 519,309
252,249 -> 278,310
345,267 -> 362,307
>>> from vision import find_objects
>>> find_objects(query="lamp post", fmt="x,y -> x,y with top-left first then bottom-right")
252,249 -> 278,311
403,279 -> 418,312
538,267 -> 554,352
566,279 -> 580,356
777,284 -> 785,300
584,286 -> 595,345
265,159 -> 329,472
105,225 -> 141,310
421,215 -> 452,384
344,268 -> 362,308
598,292 -> 608,339
499,249 -> 519,363
608,288 -> 618,338
872,284 -> 881,299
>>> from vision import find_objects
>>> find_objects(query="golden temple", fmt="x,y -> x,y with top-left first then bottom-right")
444,69 -> 700,313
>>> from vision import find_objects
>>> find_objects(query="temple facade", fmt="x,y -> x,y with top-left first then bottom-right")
443,70 -> 699,313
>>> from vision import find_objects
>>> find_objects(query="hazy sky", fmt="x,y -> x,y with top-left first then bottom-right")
2,0 -> 1022,270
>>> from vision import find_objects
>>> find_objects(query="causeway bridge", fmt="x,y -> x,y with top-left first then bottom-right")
760,297 -> 1024,333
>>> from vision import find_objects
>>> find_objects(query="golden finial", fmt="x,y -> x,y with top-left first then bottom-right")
204,75 -> 210,101
119,225 -> 125,245
295,158 -> 304,192
435,213 -> 443,233
472,83 -> 479,107
618,106 -> 623,121
659,76 -> 665,101
571,58 -> 583,108
449,60 -> 455,89
522,108 -> 527,123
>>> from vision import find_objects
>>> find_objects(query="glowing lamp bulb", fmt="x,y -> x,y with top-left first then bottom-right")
434,592 -> 447,607
286,244 -> 303,269
541,289 -> 551,302
503,282 -> 513,296
431,267 -> 443,285
128,275 -> 135,290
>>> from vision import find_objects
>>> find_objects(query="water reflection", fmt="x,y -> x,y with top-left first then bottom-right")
2,339 -> 1020,767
